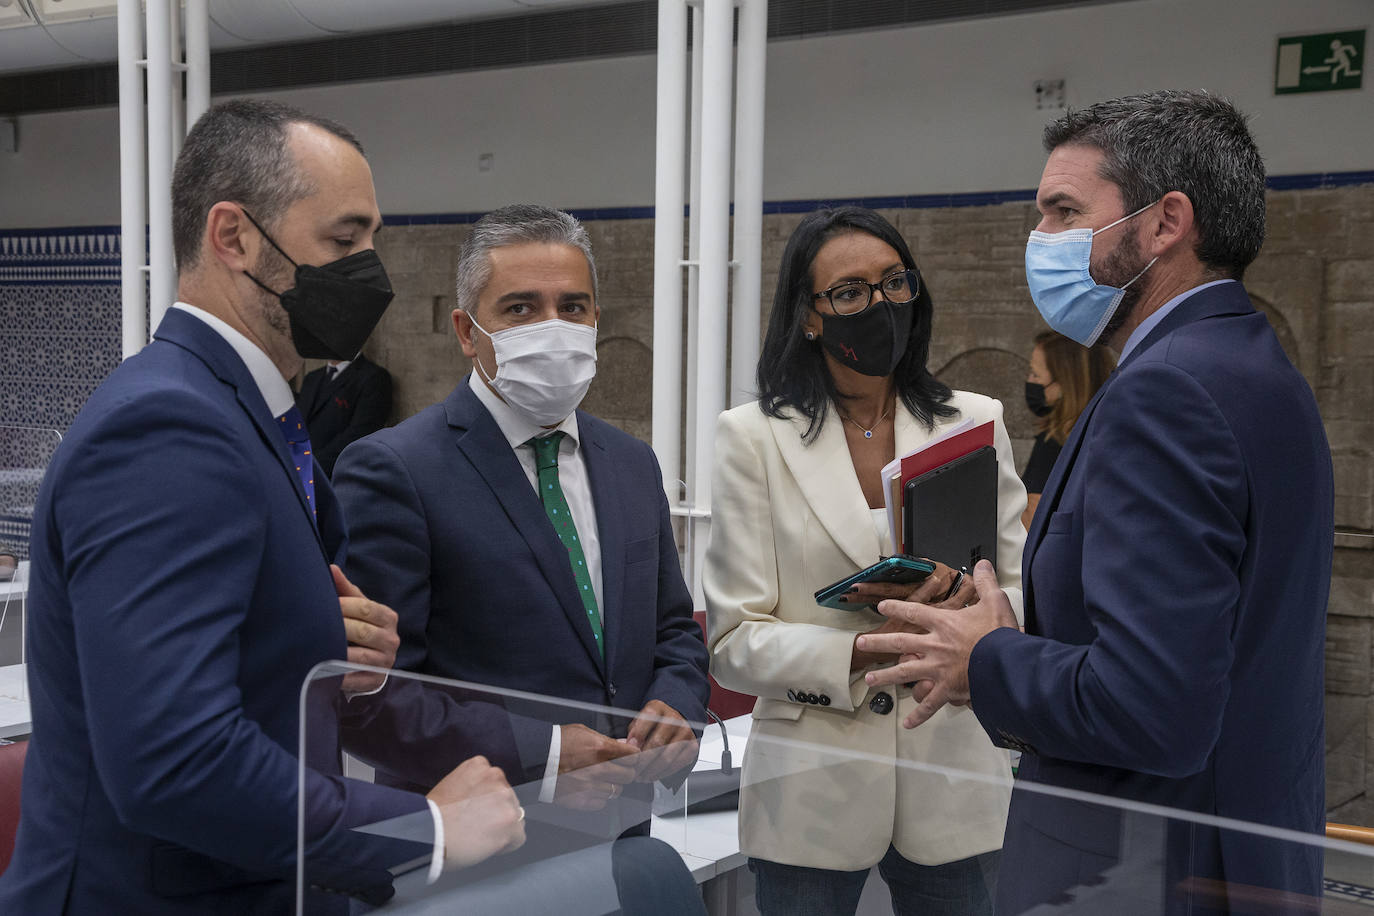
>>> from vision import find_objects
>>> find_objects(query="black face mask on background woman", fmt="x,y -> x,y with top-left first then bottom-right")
1025,382 -> 1054,417
242,210 -> 395,360
817,299 -> 914,377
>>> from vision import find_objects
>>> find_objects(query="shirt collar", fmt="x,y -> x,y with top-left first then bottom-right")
329,359 -> 353,375
467,371 -> 580,450
172,302 -> 296,417
1118,279 -> 1236,361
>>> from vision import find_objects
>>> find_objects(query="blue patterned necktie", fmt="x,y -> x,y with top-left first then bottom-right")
276,405 -> 316,522
529,432 -> 603,659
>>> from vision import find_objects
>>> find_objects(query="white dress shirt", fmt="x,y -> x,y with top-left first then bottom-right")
171,303 -> 446,882
468,371 -> 604,802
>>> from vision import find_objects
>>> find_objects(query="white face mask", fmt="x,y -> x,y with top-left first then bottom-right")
471,316 -> 598,426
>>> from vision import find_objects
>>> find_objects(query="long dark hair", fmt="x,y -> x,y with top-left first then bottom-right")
757,206 -> 956,442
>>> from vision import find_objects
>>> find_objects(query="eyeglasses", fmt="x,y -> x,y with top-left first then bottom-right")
812,269 -> 920,316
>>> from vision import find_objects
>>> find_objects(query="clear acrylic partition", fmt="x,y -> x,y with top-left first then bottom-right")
709,719 -> 1374,914
301,663 -> 1374,915
0,426 -> 60,740
297,662 -> 696,915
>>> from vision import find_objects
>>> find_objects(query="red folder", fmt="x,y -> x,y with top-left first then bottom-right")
898,421 -> 993,553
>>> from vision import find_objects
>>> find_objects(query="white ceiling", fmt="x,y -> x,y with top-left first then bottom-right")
0,0 -> 621,75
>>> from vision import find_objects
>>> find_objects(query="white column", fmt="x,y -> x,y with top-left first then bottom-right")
690,0 -> 734,598
730,0 -> 767,408
184,0 -> 211,128
168,0 -> 184,159
682,4 -> 705,507
117,0 -> 146,359
651,0 -> 688,497
145,0 -> 176,334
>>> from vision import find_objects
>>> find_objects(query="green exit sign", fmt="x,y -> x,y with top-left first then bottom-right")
1275,30 -> 1365,94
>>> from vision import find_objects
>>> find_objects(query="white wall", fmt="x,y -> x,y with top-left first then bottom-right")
1,0 -> 1369,228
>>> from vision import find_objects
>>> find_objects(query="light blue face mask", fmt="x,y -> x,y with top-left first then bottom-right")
1025,201 -> 1158,346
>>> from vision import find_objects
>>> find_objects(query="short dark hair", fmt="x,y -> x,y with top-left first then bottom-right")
171,98 -> 364,272
757,206 -> 957,442
1043,89 -> 1266,280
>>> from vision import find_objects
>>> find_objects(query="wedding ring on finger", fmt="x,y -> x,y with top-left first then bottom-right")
516,806 -> 525,822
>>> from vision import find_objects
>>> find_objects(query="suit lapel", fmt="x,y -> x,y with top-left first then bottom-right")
770,409 -> 879,571
581,416 -> 621,677
153,309 -> 328,559
1020,372 -> 1115,631
446,384 -> 607,673
300,370 -> 324,418
312,365 -> 343,417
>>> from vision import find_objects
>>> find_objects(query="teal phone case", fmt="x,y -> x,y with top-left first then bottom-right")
813,555 -> 935,610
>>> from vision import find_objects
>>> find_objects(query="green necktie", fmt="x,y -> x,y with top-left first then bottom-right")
530,432 -> 604,659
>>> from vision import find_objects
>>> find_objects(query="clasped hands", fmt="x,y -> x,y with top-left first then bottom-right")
853,559 -> 1019,729
554,701 -> 698,810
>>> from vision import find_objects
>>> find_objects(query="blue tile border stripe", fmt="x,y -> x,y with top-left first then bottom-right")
0,228 -> 122,285
4,169 -> 1372,239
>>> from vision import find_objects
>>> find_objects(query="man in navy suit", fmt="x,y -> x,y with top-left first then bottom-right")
860,91 -> 1333,913
334,204 -> 710,823
295,352 -> 393,476
0,100 -> 526,913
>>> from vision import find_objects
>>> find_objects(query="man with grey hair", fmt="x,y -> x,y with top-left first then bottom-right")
334,205 -> 710,837
861,90 -> 1333,912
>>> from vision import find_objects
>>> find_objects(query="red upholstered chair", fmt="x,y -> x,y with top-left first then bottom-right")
0,739 -> 28,876
693,611 -> 757,720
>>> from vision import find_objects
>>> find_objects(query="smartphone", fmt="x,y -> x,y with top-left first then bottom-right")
813,555 -> 936,610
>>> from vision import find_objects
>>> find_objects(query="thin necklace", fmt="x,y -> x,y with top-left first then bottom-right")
836,400 -> 893,440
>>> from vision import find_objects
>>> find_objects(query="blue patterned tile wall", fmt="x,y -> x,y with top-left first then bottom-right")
1,226 -> 122,558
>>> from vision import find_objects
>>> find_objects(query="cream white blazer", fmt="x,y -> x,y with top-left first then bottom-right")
704,391 -> 1027,870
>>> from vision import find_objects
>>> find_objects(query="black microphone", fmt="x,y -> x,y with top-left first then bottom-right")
651,710 -> 741,816
708,709 -> 733,776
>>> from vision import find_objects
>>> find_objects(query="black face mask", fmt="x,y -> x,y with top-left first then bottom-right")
817,300 -> 914,378
241,211 -> 394,361
1025,382 -> 1054,417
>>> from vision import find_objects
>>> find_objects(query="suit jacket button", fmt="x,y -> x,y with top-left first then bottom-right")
794,687 -> 808,702
818,694 -> 830,706
869,693 -> 893,715
806,693 -> 819,704
786,689 -> 798,702
607,683 -> 617,698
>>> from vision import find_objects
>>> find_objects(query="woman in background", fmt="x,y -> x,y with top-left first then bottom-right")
704,207 -> 1027,916
1020,329 -> 1116,528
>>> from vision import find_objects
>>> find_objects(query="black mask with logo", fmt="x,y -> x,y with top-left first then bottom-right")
241,210 -> 394,361
817,300 -> 914,378
1024,382 -> 1054,417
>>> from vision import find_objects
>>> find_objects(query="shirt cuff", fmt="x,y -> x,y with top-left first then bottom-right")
425,798 -> 444,884
538,724 -> 562,804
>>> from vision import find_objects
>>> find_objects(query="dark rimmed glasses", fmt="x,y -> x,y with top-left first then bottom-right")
812,268 -> 920,316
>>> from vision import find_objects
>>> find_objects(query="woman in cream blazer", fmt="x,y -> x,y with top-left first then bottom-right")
704,207 -> 1027,915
